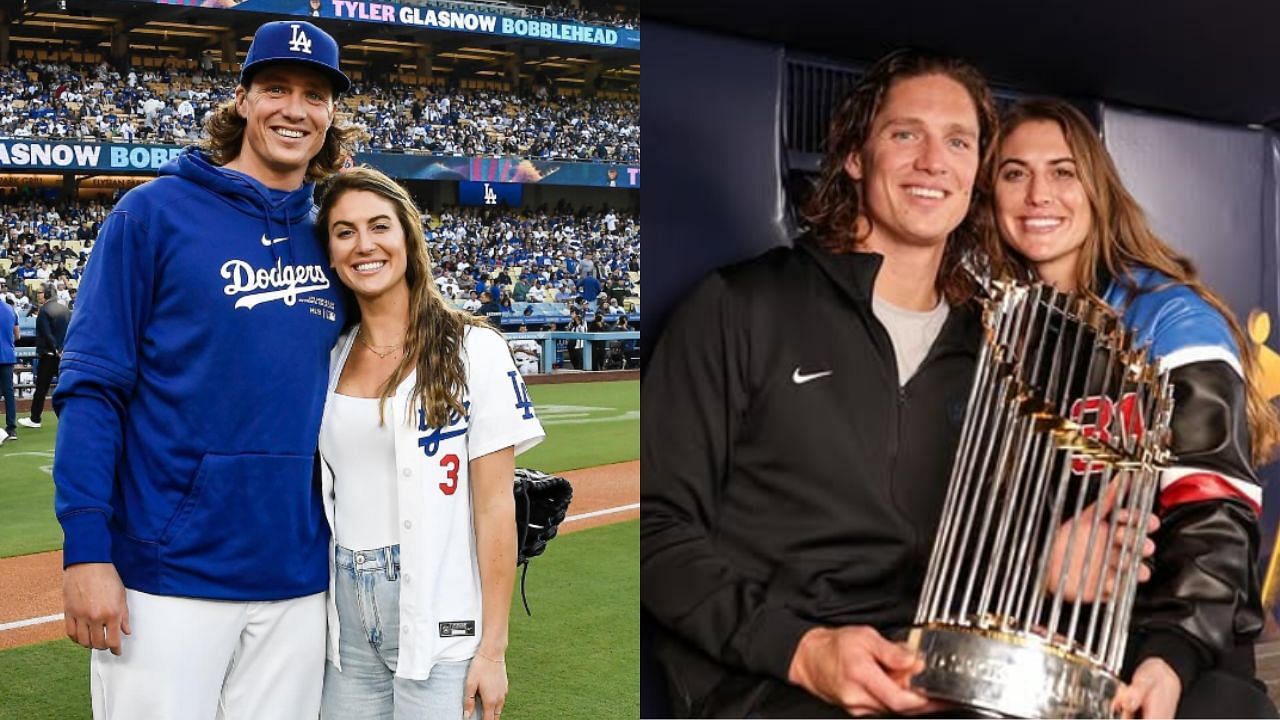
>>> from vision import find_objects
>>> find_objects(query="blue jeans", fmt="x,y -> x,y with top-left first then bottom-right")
321,544 -> 479,720
0,363 -> 14,434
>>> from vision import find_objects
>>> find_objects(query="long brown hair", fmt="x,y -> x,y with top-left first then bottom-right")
200,75 -> 364,183
802,49 -> 1001,305
989,98 -> 1280,464
317,167 -> 489,427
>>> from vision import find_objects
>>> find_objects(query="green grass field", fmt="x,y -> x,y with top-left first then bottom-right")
0,414 -> 61,558
520,380 -> 640,472
0,520 -> 639,720
0,380 -> 638,560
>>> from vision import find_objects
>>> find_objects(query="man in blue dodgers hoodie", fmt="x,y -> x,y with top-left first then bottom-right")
53,20 -> 358,720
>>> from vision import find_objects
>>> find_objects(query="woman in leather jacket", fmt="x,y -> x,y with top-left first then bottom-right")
990,98 -> 1280,719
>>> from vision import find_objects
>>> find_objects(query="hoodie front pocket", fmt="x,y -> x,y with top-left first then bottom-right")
158,453 -> 321,572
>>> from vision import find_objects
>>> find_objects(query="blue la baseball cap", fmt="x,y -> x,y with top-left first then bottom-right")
241,20 -> 351,95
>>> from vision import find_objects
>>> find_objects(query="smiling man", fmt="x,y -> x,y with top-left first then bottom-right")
641,50 -> 1000,717
52,20 -> 359,720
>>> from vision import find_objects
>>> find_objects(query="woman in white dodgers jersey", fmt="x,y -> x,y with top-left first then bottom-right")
315,167 -> 544,720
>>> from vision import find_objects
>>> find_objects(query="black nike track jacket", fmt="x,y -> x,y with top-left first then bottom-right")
640,239 -> 982,715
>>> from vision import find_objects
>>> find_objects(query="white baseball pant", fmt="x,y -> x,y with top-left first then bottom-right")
90,588 -> 325,720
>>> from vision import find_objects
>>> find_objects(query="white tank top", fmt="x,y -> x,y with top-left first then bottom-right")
319,392 -> 400,551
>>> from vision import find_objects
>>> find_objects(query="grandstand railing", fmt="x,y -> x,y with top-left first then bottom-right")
11,334 -> 638,376
507,330 -> 638,373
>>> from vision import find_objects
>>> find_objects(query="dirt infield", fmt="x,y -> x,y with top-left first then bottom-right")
0,460 -> 639,651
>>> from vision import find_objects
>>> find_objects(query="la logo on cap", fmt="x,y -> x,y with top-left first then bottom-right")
288,24 -> 312,54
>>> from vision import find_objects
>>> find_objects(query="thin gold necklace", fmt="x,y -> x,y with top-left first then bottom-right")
359,328 -> 403,359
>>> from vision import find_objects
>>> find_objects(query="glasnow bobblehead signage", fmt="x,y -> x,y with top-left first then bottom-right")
0,140 -> 182,171
143,0 -> 639,50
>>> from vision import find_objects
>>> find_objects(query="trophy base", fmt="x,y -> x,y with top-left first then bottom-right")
907,625 -> 1118,719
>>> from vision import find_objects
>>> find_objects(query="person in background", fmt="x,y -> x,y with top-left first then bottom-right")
18,282 -> 70,430
566,310 -> 586,370
510,323 -> 541,376
0,294 -> 17,443
476,290 -> 503,328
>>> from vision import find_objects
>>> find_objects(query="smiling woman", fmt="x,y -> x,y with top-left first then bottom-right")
989,97 -> 1280,719
327,192 -> 407,304
993,119 -> 1092,289
314,166 -> 545,720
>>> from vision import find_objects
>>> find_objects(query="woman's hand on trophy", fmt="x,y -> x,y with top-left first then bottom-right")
1046,481 -> 1160,602
787,625 -> 937,716
1113,657 -> 1181,719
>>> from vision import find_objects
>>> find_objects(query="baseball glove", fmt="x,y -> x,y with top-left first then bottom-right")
514,467 -> 573,614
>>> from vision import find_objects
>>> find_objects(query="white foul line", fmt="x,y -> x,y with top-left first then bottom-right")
0,613 -> 63,632
0,505 -> 641,634
563,503 -> 639,523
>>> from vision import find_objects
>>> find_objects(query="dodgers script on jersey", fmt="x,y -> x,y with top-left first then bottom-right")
221,256 -> 334,313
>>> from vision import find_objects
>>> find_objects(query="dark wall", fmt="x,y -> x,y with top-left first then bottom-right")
642,21 -> 789,360
642,22 -> 793,716
1102,107 -> 1268,315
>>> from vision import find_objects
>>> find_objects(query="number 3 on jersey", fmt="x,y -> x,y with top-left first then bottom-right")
440,454 -> 460,495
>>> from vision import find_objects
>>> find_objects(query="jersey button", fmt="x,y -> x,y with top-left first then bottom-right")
404,520 -> 412,530
402,468 -> 412,478
404,573 -> 412,585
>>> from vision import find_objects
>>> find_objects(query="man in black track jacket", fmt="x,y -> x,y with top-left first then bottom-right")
641,50 -> 1001,718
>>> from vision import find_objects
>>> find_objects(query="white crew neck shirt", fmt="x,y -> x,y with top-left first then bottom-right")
872,295 -> 950,386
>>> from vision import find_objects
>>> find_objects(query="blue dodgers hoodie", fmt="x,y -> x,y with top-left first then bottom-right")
53,148 -> 343,600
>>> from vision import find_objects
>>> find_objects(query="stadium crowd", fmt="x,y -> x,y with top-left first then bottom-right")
0,61 -> 639,162
0,195 -> 638,319
0,195 -> 103,311
1,195 -> 640,371
536,1 -> 640,28
426,203 -> 639,309
0,61 -> 224,145
348,82 -> 639,162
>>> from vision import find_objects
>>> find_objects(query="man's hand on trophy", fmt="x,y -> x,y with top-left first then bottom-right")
1046,480 -> 1160,602
1113,657 -> 1181,719
787,625 -> 943,716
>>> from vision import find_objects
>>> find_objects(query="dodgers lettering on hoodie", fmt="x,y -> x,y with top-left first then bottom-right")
53,147 -> 344,601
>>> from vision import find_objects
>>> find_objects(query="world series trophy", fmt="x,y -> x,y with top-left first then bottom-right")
907,282 -> 1176,718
